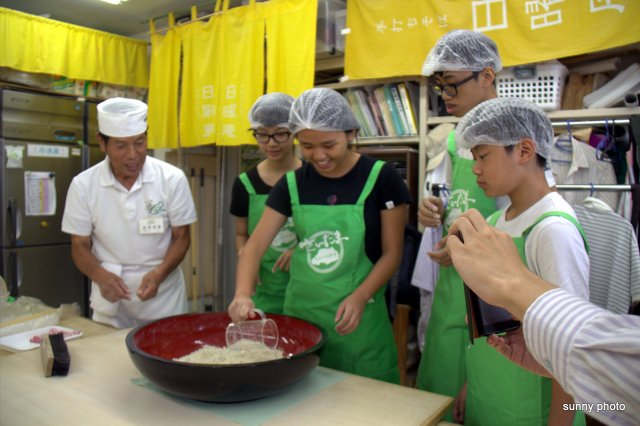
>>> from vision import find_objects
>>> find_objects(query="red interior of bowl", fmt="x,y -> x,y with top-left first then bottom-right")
133,312 -> 324,361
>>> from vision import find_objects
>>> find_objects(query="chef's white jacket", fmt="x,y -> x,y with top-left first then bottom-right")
62,156 -> 197,327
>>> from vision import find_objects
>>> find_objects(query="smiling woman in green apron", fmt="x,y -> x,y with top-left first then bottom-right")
230,93 -> 302,314
455,98 -> 590,425
228,88 -> 412,383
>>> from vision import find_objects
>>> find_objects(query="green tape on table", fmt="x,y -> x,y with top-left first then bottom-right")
131,367 -> 347,426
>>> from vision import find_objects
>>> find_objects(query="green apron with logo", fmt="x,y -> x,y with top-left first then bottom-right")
464,211 -> 589,426
282,161 -> 400,384
239,173 -> 297,314
416,131 -> 497,420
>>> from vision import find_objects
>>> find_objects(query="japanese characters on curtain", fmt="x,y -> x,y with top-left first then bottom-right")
180,1 -> 264,147
216,2 -> 265,146
345,0 -> 640,80
149,0 -> 317,148
179,17 -> 223,148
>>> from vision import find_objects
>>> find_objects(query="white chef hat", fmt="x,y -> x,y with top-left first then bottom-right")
97,97 -> 148,137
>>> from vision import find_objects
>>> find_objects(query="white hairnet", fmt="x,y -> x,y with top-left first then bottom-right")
248,92 -> 294,129
289,88 -> 360,134
422,30 -> 502,76
456,97 -> 552,159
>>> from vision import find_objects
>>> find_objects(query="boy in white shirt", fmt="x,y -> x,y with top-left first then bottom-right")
455,97 -> 590,425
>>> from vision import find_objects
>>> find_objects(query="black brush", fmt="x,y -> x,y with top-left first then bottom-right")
40,332 -> 70,377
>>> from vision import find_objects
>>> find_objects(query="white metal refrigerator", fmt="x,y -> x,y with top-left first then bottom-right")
1,88 -> 88,315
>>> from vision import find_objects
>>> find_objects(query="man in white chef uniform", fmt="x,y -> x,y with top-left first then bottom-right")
62,97 -> 197,328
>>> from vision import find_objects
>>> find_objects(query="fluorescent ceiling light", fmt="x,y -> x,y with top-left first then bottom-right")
100,0 -> 127,5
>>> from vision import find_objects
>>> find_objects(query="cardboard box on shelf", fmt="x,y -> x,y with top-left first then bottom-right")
126,86 -> 148,101
50,76 -> 75,94
74,80 -> 98,97
96,83 -> 128,99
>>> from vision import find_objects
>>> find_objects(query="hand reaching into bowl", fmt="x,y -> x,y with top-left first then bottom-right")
228,296 -> 256,323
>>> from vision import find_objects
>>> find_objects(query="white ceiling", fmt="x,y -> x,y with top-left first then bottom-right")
0,0 -> 223,38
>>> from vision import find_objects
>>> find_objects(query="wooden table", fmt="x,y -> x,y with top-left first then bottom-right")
0,321 -> 452,425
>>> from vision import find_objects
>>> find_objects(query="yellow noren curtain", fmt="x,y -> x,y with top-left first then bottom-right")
148,26 -> 182,149
216,1 -> 265,146
179,18 -> 222,147
180,1 -> 264,147
0,7 -> 148,87
153,0 -> 317,147
265,0 -> 317,97
345,0 -> 640,79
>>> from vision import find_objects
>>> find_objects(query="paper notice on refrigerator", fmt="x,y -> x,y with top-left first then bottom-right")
27,144 -> 69,158
5,145 -> 25,168
24,171 -> 57,216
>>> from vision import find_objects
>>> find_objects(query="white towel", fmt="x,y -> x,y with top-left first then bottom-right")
90,262 -> 122,316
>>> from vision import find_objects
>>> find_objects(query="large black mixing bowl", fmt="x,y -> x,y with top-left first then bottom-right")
126,312 -> 327,403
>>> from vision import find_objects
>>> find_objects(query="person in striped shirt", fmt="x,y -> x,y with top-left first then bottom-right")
446,208 -> 640,426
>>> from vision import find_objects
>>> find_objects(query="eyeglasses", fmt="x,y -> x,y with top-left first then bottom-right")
252,131 -> 291,144
429,72 -> 480,97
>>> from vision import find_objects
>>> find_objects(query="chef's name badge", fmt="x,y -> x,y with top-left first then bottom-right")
139,217 -> 165,234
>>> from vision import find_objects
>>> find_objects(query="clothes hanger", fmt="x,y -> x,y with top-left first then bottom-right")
581,183 -> 614,212
554,121 -> 574,152
595,120 -> 614,163
550,121 -> 574,163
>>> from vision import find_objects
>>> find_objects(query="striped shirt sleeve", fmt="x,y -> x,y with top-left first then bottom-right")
524,288 -> 640,426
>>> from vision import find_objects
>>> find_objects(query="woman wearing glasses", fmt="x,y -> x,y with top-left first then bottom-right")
229,93 -> 301,314
229,88 -> 411,383
414,29 -> 503,422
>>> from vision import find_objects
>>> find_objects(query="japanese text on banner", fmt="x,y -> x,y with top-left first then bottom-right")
345,0 -> 639,79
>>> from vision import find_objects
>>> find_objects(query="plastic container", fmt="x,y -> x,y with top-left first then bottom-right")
225,309 -> 279,349
496,63 -> 569,111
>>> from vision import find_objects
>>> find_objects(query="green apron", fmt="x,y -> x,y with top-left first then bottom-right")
239,173 -> 297,314
464,211 -> 589,426
416,131 -> 497,421
282,161 -> 400,384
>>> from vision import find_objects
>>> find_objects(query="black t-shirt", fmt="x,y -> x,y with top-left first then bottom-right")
229,166 -> 272,217
267,154 -> 412,263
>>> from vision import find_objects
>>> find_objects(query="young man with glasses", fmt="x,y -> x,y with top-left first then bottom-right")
414,30 -> 576,426
229,93 -> 301,314
413,29 -> 503,422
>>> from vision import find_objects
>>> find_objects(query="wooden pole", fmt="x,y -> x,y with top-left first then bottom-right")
189,168 -> 199,312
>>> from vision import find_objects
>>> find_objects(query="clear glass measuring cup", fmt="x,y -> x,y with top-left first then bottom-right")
225,309 -> 279,349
